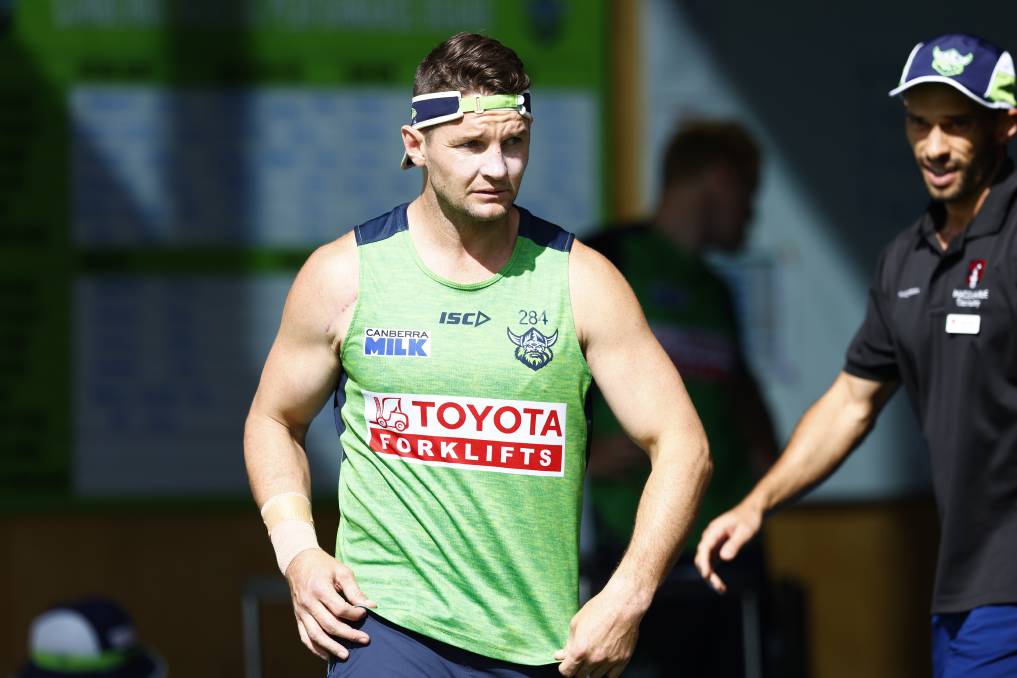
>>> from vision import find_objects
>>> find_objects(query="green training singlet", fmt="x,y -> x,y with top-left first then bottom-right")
586,224 -> 753,551
333,203 -> 592,665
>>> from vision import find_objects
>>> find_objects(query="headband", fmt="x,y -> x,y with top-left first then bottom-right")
401,90 -> 533,169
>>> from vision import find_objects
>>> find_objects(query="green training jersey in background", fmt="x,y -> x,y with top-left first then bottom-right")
334,203 -> 592,665
586,224 -> 754,552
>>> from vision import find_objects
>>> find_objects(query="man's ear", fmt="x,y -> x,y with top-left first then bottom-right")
1001,108 -> 1017,143
401,125 -> 426,168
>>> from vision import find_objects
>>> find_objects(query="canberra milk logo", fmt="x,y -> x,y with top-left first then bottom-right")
932,46 -> 974,77
506,327 -> 558,371
363,328 -> 431,357
363,390 -> 567,476
952,259 -> 989,308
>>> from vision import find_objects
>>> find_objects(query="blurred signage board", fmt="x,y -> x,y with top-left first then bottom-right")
0,0 -> 606,504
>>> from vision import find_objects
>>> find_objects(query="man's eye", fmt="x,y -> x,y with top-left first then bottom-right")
460,140 -> 482,149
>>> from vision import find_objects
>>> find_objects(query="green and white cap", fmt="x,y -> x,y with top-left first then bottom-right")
15,598 -> 165,678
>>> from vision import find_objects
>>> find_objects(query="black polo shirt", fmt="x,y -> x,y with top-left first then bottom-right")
845,159 -> 1017,614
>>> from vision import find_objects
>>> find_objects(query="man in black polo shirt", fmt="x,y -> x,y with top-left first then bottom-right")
695,33 -> 1017,676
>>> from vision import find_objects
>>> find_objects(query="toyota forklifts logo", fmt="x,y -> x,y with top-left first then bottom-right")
370,396 -> 409,431
363,391 -> 567,476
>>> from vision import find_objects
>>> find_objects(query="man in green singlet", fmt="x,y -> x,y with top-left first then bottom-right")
586,120 -> 778,676
244,33 -> 712,678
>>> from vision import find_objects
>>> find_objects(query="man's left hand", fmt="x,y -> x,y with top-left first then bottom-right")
553,580 -> 645,677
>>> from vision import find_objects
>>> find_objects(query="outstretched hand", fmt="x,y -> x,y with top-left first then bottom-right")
694,502 -> 763,593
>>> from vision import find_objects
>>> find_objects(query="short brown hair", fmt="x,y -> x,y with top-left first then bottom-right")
662,119 -> 761,189
413,32 -> 530,97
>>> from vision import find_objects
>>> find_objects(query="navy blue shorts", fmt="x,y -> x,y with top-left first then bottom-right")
932,604 -> 1017,677
325,612 -> 561,678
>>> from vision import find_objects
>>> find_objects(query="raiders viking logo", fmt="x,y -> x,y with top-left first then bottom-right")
506,327 -> 558,371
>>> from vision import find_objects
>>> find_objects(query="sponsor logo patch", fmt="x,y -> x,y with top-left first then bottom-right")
953,259 -> 989,308
952,288 -> 989,308
506,327 -> 558,371
967,259 -> 986,289
364,391 -> 566,476
439,311 -> 490,327
363,328 -> 431,357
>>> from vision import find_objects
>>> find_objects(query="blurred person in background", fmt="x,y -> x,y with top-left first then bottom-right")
12,598 -> 166,678
697,33 -> 1017,677
244,32 -> 712,678
585,119 -> 779,676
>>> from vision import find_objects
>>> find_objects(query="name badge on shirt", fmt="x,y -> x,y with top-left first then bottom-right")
945,314 -> 981,335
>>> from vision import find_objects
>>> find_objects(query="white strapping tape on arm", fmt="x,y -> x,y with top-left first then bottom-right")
260,492 -> 321,575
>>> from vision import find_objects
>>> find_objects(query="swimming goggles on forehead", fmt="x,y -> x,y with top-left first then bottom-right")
408,90 -> 533,130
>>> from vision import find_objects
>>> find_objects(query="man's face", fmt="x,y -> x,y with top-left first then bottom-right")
416,100 -> 530,222
904,84 -> 1003,203
705,162 -> 756,252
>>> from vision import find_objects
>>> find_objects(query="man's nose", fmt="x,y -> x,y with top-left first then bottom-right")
480,146 -> 508,179
924,126 -> 950,161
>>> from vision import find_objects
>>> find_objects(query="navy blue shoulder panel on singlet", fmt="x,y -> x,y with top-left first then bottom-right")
354,203 -> 409,246
355,202 -> 573,252
516,206 -> 575,252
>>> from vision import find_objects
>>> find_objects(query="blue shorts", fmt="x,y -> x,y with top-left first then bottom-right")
932,605 -> 1017,677
325,612 -> 561,678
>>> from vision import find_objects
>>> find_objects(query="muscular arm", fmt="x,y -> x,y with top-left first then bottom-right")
244,234 -> 373,660
244,235 -> 355,504
695,370 -> 897,591
555,241 -> 712,677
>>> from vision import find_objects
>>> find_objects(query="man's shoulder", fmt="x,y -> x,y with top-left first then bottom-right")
877,213 -> 926,263
516,206 -> 575,252
862,214 -> 928,294
291,231 -> 358,313
352,203 -> 410,247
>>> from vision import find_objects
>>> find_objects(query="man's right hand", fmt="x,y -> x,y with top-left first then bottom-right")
285,548 -> 377,660
694,501 -> 764,594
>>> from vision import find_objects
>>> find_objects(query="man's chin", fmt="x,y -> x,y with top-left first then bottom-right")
924,181 -> 965,203
466,201 -> 512,222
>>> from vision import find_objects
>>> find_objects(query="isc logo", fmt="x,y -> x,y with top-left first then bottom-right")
439,311 -> 490,327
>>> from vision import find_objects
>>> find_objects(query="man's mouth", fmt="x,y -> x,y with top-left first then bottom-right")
923,165 -> 959,188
